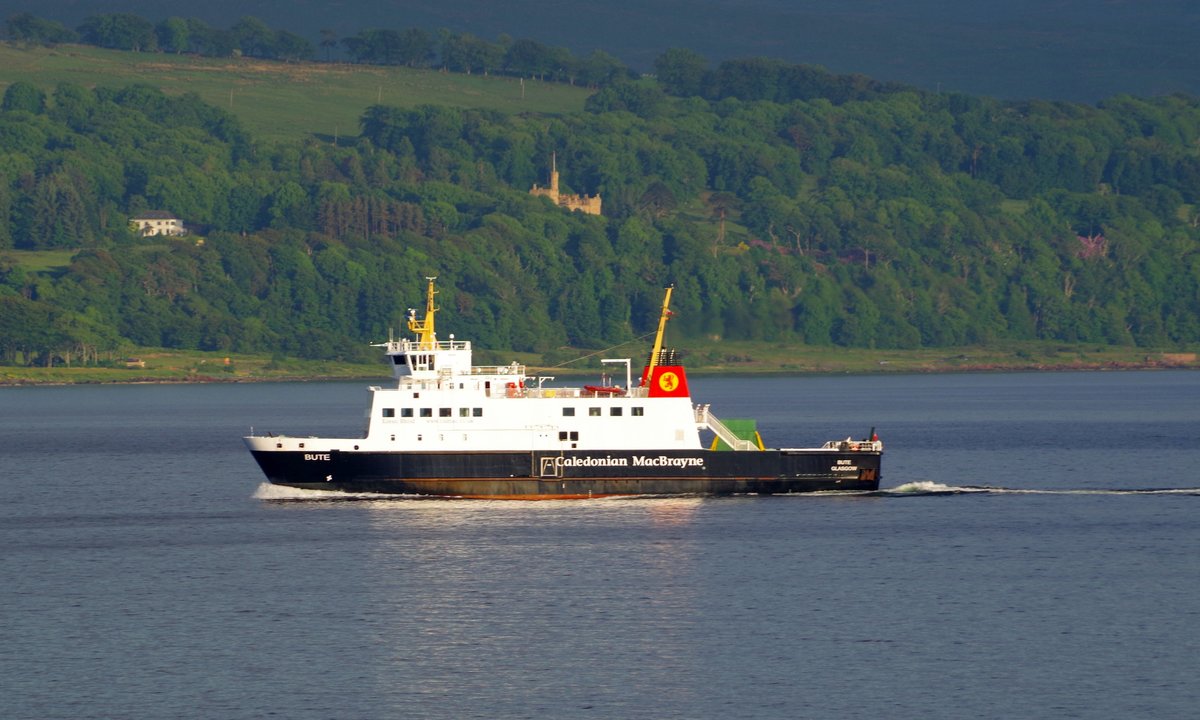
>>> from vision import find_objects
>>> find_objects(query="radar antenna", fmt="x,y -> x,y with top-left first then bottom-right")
407,277 -> 439,348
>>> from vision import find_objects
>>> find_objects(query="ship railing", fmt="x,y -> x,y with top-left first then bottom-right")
378,339 -> 472,352
522,387 -> 577,399
471,363 -> 526,376
490,385 -> 652,400
694,404 -> 759,451
493,387 -> 619,399
821,438 -> 884,452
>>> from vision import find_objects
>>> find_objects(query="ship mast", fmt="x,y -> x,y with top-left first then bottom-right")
642,285 -> 674,386
407,277 -> 439,349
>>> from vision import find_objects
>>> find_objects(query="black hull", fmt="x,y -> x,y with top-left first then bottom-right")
250,448 -> 881,499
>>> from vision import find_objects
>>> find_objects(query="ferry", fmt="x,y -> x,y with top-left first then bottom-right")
244,279 -> 883,498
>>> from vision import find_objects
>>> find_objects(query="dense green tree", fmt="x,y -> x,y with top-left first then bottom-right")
441,32 -> 501,74
584,80 -> 666,119
77,13 -> 156,52
343,28 -> 400,64
274,30 -> 315,62
230,16 -> 275,58
0,295 -> 55,364
5,13 -> 76,45
155,17 -> 190,54
654,48 -> 708,97
184,18 -> 236,56
503,38 -> 565,79
577,51 -> 630,88
397,28 -> 437,67
2,81 -> 45,114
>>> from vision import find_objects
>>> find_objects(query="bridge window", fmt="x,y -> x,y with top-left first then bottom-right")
610,407 -> 623,416
632,407 -> 644,416
563,407 -> 576,417
589,407 -> 601,417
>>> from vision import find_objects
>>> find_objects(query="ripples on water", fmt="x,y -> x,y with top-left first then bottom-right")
2,372 -> 1198,719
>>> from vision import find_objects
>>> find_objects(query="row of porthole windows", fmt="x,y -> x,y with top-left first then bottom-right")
380,406 -> 645,418
563,407 -> 644,417
382,407 -> 484,418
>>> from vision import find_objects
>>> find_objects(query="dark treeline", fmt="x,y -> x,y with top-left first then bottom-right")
6,12 -> 313,62
653,48 -> 911,106
1,48 -> 1199,366
2,11 -> 632,87
3,11 -> 917,102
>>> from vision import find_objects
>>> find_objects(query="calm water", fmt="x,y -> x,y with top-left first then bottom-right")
2,371 -> 1198,719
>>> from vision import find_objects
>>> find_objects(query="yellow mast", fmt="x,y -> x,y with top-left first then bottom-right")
407,277 -> 438,348
642,285 -> 674,385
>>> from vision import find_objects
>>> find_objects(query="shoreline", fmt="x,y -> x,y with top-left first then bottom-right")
2,355 -> 1194,387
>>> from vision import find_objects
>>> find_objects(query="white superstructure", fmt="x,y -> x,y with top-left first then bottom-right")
246,278 -> 707,456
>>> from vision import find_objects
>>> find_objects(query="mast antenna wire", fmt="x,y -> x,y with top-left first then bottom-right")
544,330 -> 660,370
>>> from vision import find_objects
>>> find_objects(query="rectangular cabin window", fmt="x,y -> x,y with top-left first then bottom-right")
382,408 -> 395,418
401,408 -> 414,418
563,407 -> 576,417
559,431 -> 568,440
459,408 -> 470,417
632,407 -> 644,416
610,407 -> 623,417
439,408 -> 452,417
420,408 -> 433,418
570,431 -> 579,441
589,407 -> 601,417
472,408 -> 483,417
392,355 -> 406,366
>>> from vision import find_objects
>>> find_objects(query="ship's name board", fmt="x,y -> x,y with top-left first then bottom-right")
557,455 -> 705,469
832,459 -> 858,472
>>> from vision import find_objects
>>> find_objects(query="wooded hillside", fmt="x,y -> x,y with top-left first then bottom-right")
1,42 -> 1198,367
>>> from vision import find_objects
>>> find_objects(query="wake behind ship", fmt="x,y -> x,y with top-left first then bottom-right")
244,279 -> 882,498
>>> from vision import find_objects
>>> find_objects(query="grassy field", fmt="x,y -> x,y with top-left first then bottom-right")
0,349 -> 393,386
0,43 -> 590,143
1,342 -> 1194,387
2,249 -> 76,273
677,339 -> 1198,375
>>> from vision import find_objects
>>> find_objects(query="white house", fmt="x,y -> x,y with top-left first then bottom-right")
130,210 -> 185,237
